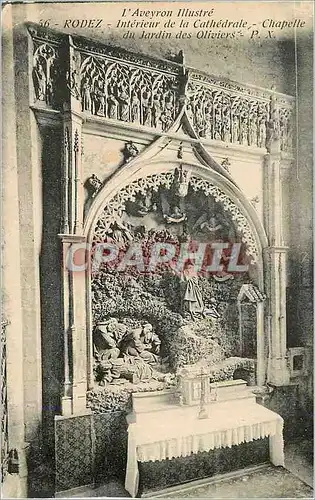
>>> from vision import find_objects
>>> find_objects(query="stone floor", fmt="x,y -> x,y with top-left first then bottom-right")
284,439 -> 313,487
65,438 -> 313,498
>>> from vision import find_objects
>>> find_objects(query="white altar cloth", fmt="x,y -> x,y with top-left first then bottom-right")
125,400 -> 284,497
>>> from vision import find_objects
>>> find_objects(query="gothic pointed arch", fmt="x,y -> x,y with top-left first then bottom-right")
84,157 -> 268,284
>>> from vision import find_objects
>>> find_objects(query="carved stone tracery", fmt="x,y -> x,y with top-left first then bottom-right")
32,42 -> 58,106
28,23 -> 295,153
25,23 -> 296,405
79,55 -> 179,130
186,77 -> 294,151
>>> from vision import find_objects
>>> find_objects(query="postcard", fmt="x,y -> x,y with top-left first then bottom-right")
1,1 -> 313,498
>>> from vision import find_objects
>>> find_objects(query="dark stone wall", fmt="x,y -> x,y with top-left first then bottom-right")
260,386 -> 313,442
40,128 -> 63,456
287,33 -> 313,348
286,33 -> 313,423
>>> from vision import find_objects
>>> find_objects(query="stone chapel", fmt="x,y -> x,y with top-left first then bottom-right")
2,4 -> 313,497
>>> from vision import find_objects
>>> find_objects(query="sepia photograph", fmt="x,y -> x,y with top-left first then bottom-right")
1,0 -> 314,498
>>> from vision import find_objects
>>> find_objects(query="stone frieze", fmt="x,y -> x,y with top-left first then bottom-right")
27,22 -> 294,151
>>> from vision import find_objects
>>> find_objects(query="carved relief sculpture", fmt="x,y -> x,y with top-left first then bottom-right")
93,316 -> 164,386
231,112 -> 240,143
203,105 -> 212,139
239,106 -> 249,145
180,262 -> 205,321
249,114 -> 258,146
81,80 -> 92,112
131,92 -> 140,124
88,174 -> 103,198
221,157 -> 231,173
152,91 -> 162,128
32,43 -> 57,105
279,108 -> 293,151
93,171 -> 259,262
78,52 -> 181,131
29,26 -> 294,155
93,318 -> 122,361
123,141 -> 139,163
267,92 -> 281,148
107,90 -> 119,119
140,323 -> 161,362
95,80 -> 107,116
66,52 -> 81,100
33,59 -> 47,101
258,117 -> 267,148
161,95 -> 175,131
118,85 -> 130,121
222,105 -> 231,143
67,68 -> 80,100
107,220 -> 133,247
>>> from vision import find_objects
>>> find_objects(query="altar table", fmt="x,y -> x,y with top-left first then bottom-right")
125,399 -> 284,497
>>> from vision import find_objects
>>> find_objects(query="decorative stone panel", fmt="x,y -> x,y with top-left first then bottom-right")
27,23 -> 294,152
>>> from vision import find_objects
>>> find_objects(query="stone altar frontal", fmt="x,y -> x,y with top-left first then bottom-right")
125,380 -> 284,497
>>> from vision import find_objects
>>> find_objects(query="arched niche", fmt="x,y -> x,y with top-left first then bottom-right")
82,158 -> 268,390
85,160 -> 267,259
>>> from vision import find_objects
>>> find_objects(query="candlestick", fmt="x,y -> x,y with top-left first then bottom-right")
198,367 -> 208,419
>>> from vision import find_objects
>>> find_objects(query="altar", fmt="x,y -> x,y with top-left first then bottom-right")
125,380 -> 284,497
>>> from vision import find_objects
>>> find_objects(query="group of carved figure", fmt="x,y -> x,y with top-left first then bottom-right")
129,165 -> 191,224
188,100 -> 269,148
93,275 -> 220,386
80,76 -> 176,131
187,97 -> 292,151
180,262 -> 221,321
186,85 -> 292,150
32,42 -> 293,152
93,318 -> 162,385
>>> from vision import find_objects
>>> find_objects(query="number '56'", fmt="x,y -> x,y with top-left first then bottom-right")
39,19 -> 50,27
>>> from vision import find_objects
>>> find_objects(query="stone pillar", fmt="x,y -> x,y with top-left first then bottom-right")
263,110 -> 291,385
2,5 -> 28,496
58,35 -> 88,415
61,35 -> 84,236
264,246 -> 290,386
238,292 -> 266,387
60,235 -> 89,415
256,301 -> 265,387
61,115 -> 84,235
11,11 -> 43,447
72,260 -> 89,413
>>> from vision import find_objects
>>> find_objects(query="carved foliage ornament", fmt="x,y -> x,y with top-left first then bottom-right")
92,172 -> 259,262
